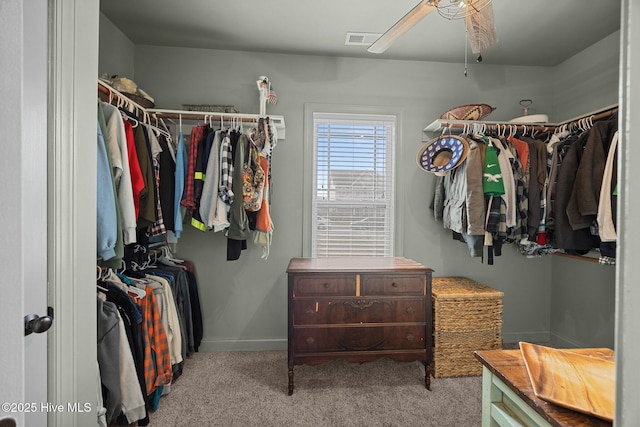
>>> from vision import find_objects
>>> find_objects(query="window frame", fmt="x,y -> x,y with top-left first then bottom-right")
302,103 -> 405,258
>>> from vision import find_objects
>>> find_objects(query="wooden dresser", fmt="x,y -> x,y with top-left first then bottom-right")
286,257 -> 433,395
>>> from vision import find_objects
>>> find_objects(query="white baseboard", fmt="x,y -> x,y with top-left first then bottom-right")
548,332 -> 584,349
198,338 -> 287,352
199,333 -> 559,352
502,331 -> 550,345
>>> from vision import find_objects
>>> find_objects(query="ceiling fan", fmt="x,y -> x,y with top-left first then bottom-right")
368,0 -> 498,60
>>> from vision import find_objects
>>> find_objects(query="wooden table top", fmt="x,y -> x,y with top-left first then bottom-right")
287,257 -> 432,273
474,348 -> 614,427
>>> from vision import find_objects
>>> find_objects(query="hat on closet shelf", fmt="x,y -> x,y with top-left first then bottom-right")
417,135 -> 469,176
509,99 -> 548,123
110,76 -> 156,108
440,103 -> 495,121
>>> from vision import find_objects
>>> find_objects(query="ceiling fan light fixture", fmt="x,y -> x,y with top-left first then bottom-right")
437,0 -> 492,20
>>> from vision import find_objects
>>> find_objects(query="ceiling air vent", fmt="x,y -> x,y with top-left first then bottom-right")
345,32 -> 382,46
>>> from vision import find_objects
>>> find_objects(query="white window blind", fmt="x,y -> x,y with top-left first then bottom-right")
312,112 -> 396,257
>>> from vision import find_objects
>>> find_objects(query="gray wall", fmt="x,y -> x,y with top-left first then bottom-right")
98,17 -> 618,350
98,12 -> 135,79
131,45 -> 555,349
547,30 -> 619,349
550,257 -> 615,348
552,31 -> 620,121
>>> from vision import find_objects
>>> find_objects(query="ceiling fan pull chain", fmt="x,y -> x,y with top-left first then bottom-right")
464,27 -> 468,77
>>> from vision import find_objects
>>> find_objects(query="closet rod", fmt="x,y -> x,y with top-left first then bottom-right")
98,80 -> 286,138
146,108 -> 286,139
147,108 -> 274,122
423,104 -> 618,139
556,104 -> 618,127
429,120 -> 553,135
98,80 -> 150,118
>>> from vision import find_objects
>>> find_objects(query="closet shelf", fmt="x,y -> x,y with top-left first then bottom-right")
98,79 -> 286,139
553,252 -> 602,264
423,119 -> 551,140
423,104 -> 618,140
146,108 -> 286,139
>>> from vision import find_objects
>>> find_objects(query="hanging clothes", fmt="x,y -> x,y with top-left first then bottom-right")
133,124 -> 157,229
102,102 -> 138,245
97,122 -> 118,261
227,133 -> 250,260
157,132 -> 176,232
567,120 -> 618,230
173,132 -> 188,239
430,113 -> 620,263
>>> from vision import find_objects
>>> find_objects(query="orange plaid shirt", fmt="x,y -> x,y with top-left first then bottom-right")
139,285 -> 172,395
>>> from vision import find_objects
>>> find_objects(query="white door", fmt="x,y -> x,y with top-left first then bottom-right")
0,1 -> 49,427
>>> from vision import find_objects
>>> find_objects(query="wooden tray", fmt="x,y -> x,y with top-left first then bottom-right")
520,342 -> 615,422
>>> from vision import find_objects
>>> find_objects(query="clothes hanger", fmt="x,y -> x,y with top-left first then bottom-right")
104,86 -> 113,104
159,245 -> 184,264
125,281 -> 147,299
120,109 -> 139,128
101,267 -> 119,283
149,122 -> 172,141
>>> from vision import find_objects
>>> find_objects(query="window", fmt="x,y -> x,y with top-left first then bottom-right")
311,112 -> 396,257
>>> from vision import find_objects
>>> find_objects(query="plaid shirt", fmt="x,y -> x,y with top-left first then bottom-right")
181,124 -> 209,214
502,138 -> 529,243
150,155 -> 166,237
219,132 -> 234,205
139,286 -> 172,395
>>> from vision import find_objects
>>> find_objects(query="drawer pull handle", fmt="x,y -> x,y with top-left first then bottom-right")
344,299 -> 380,311
406,307 -> 414,315
391,282 -> 399,288
323,283 -> 330,289
406,334 -> 414,342
305,309 -> 315,316
306,336 -> 315,345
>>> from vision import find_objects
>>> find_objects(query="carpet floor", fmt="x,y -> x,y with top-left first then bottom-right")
148,351 -> 482,426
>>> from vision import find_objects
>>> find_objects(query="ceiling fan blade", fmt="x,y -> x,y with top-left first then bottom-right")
465,2 -> 498,54
367,1 -> 436,54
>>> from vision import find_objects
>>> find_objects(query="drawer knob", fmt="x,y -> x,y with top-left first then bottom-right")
406,334 -> 414,342
391,282 -> 399,288
306,336 -> 315,345
323,283 -> 330,289
406,307 -> 414,315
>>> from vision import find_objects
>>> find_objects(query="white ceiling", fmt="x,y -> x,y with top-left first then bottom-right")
100,0 -> 621,66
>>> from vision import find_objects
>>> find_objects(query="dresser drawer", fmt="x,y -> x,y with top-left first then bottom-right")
293,275 -> 356,296
293,298 -> 425,325
361,274 -> 425,296
294,325 -> 426,353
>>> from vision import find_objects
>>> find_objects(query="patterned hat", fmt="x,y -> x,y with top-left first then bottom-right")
440,104 -> 495,121
416,135 -> 469,176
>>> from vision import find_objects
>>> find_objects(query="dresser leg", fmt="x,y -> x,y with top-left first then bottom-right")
288,369 -> 294,396
423,362 -> 432,390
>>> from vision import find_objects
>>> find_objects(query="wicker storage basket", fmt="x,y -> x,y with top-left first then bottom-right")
432,277 -> 503,378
